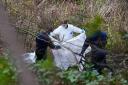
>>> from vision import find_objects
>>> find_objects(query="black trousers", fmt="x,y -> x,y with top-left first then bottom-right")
91,52 -> 113,74
91,49 -> 107,74
35,49 -> 46,61
92,59 -> 106,74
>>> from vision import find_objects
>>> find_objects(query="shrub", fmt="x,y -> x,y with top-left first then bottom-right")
0,55 -> 17,85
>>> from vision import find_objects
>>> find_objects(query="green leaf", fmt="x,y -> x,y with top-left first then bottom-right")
2,69 -> 10,74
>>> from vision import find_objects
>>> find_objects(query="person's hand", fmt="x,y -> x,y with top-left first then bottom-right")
54,45 -> 61,49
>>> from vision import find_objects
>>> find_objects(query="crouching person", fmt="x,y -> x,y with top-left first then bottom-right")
35,28 -> 61,61
80,30 -> 113,74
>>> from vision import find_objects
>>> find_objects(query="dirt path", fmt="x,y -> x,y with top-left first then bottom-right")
0,2 -> 39,85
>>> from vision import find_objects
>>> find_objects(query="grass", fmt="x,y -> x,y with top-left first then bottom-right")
0,55 -> 17,85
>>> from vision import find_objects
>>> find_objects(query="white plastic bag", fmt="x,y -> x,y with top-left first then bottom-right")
51,33 -> 91,70
23,33 -> 91,71
23,52 -> 36,64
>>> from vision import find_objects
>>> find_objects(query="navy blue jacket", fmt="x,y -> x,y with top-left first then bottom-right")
81,31 -> 107,54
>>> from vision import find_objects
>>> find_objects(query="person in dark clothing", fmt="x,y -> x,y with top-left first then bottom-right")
80,31 -> 112,74
35,28 -> 61,61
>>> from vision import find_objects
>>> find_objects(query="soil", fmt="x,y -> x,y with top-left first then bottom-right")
0,2 -> 40,85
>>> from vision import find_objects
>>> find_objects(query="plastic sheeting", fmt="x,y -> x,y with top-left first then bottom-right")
23,33 -> 91,70
51,33 -> 91,70
23,52 -> 36,64
50,24 -> 84,41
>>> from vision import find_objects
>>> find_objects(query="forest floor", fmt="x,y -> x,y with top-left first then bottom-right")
0,2 -> 40,85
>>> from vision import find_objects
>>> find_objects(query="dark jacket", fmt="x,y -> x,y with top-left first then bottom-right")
81,31 -> 107,55
36,32 -> 55,52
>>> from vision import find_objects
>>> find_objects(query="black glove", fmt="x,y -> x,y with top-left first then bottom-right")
54,45 -> 61,49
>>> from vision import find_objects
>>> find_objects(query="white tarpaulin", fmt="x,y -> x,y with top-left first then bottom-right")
50,24 -> 84,41
23,33 -> 91,70
51,33 -> 91,70
23,52 -> 36,64
23,25 -> 91,70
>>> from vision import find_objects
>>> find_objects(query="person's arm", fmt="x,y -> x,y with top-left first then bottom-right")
47,36 -> 61,49
80,38 -> 90,55
49,35 -> 58,42
69,24 -> 85,33
42,34 -> 55,49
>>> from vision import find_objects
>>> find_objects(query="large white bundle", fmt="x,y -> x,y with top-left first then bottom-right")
50,24 -> 84,41
51,33 -> 91,70
23,33 -> 91,70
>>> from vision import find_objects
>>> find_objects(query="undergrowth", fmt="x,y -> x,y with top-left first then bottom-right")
1,0 -> 128,85
33,56 -> 128,85
0,54 -> 17,85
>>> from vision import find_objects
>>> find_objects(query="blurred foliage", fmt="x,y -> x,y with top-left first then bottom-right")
107,27 -> 128,53
33,51 -> 59,85
1,0 -> 128,85
0,55 -> 17,85
81,15 -> 105,37
34,60 -> 128,85
32,51 -> 128,85
34,52 -> 55,71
